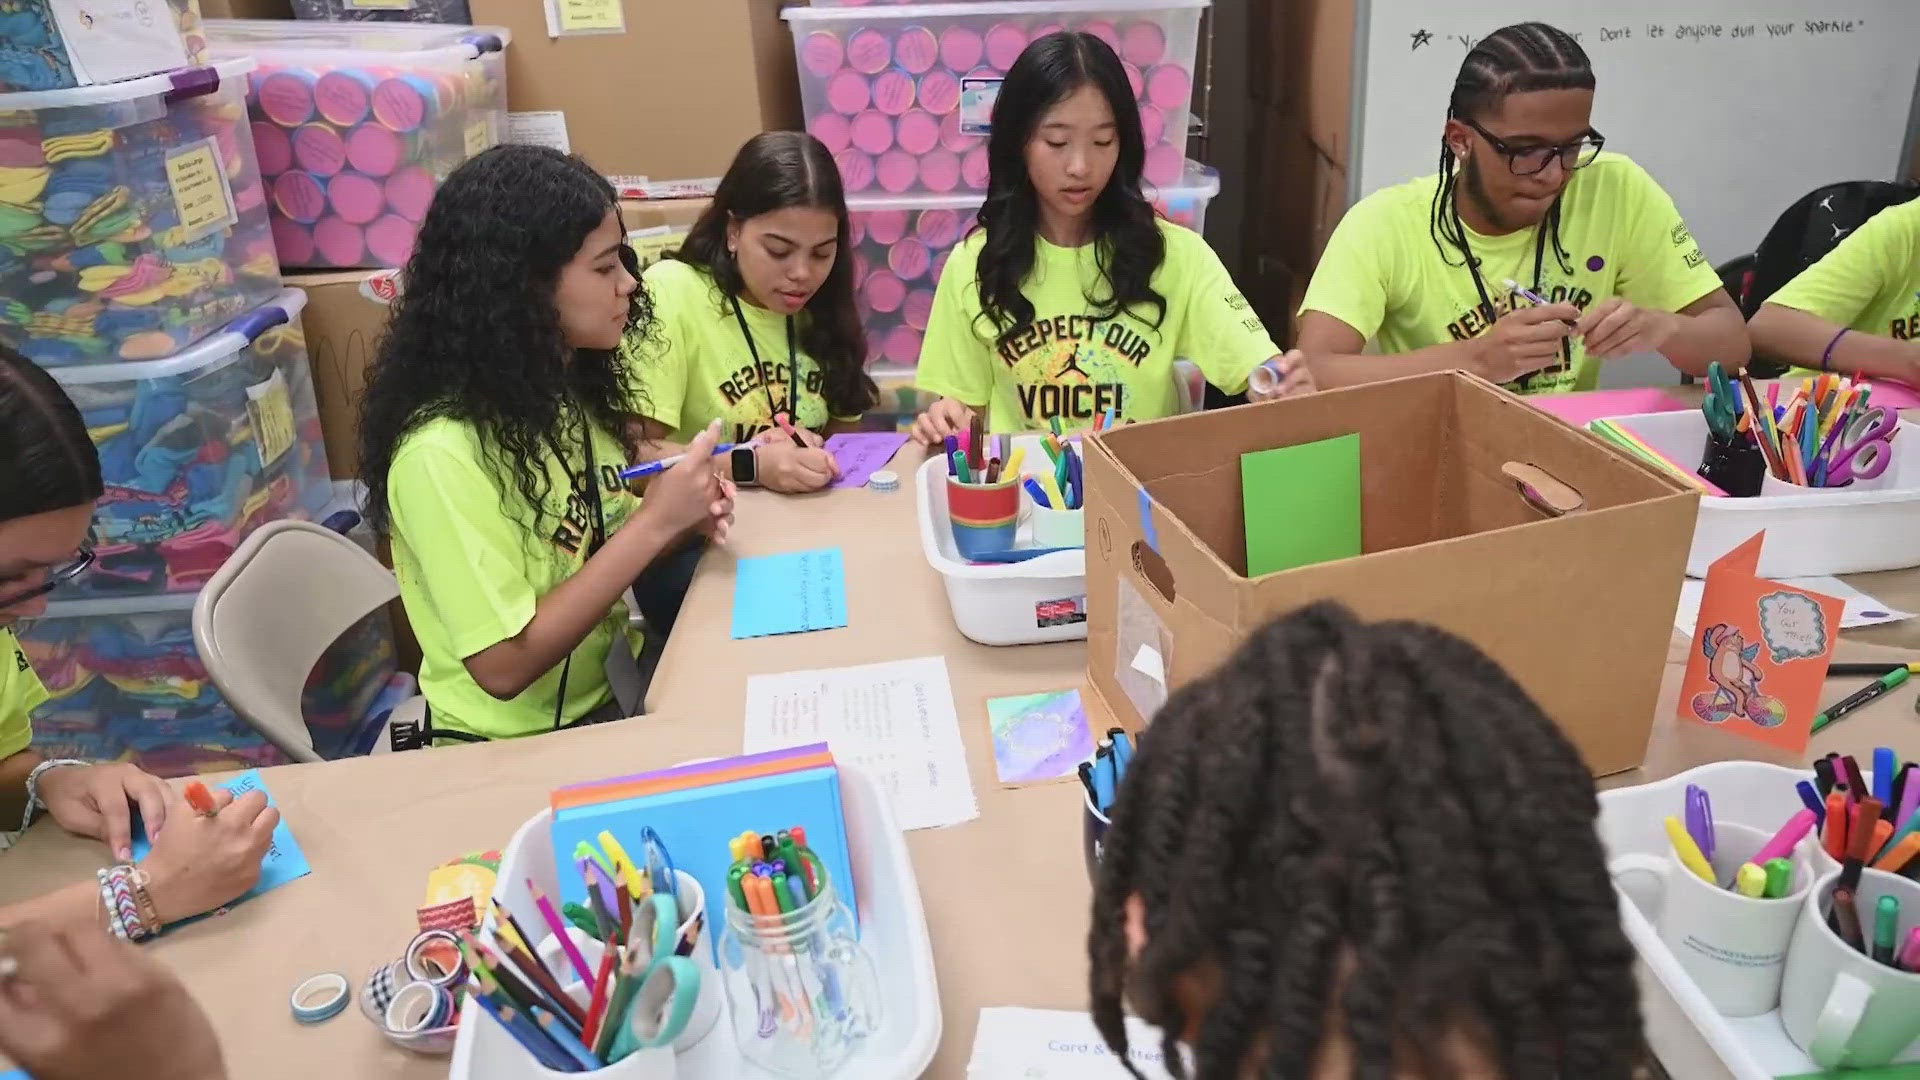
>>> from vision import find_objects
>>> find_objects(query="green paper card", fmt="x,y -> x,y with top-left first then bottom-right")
1241,433 -> 1361,577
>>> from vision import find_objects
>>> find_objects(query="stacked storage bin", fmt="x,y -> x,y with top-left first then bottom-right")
205,19 -> 511,270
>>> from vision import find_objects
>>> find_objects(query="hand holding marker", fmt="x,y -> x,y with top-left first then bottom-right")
1081,728 -> 1136,817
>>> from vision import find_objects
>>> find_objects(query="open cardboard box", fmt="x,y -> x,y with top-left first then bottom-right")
1082,371 -> 1700,777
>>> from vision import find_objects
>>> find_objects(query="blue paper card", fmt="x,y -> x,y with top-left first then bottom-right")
731,548 -> 848,639
131,769 -> 311,905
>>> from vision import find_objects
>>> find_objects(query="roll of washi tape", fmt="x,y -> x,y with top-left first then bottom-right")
1143,142 -> 1184,187
366,214 -> 417,267
846,28 -> 891,75
918,147 -> 961,193
1123,61 -> 1144,101
849,109 -> 893,155
864,268 -> 906,314
872,69 -> 915,117
914,206 -> 961,248
1121,20 -> 1167,67
270,216 -> 316,266
883,324 -> 923,367
939,25 -> 984,73
894,26 -> 938,74
361,959 -> 405,1022
314,69 -> 375,127
875,149 -> 916,193
383,980 -> 454,1034
251,121 -> 293,177
345,124 -> 404,177
961,145 -> 990,190
917,69 -> 961,116
869,469 -> 900,493
274,171 -> 328,224
938,110 -> 972,153
404,929 -> 467,988
800,30 -> 844,79
1139,104 -> 1166,147
864,208 -> 909,245
807,112 -> 852,155
825,68 -> 870,116
903,286 -> 935,331
382,165 -> 436,224
1080,20 -> 1120,50
984,23 -> 1028,72
371,75 -> 440,133
895,109 -> 939,155
327,171 -> 384,225
292,123 -> 347,177
834,149 -> 875,192
290,972 -> 350,1024
888,236 -> 930,281
314,215 -> 367,266
255,69 -> 316,127
1145,64 -> 1191,110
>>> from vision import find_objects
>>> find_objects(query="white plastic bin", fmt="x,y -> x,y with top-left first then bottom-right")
786,0 -> 1205,197
448,763 -> 941,1079
1605,409 -> 1920,578
51,288 -> 333,602
849,159 -> 1217,371
0,57 -> 281,366
0,0 -> 209,92
915,440 -> 1088,645
206,18 -> 510,269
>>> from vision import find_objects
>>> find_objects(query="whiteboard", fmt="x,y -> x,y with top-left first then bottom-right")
1351,3 -> 1920,268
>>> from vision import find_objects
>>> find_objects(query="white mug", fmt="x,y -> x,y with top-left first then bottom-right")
1780,868 -> 1920,1068
1609,820 -> 1813,1016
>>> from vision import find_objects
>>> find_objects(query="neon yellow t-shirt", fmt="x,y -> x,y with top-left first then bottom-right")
625,259 -> 860,445
916,219 -> 1277,432
1,628 -> 46,760
1300,152 -> 1723,394
387,414 -> 641,740
1766,198 -> 1920,346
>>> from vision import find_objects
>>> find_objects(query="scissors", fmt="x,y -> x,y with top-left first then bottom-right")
1702,362 -> 1739,440
640,826 -> 677,902
1824,405 -> 1898,485
627,893 -> 678,965
1685,783 -> 1714,862
609,956 -> 700,1061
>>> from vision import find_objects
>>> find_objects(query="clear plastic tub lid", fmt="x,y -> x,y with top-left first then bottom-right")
48,288 -> 310,387
0,56 -> 256,111
40,589 -> 201,620
844,158 -> 1218,213
785,0 -> 1207,21
205,19 -> 511,63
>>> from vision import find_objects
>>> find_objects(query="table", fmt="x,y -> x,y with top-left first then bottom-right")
3,440 -> 1918,1079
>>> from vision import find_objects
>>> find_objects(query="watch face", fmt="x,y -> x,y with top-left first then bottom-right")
731,446 -> 757,484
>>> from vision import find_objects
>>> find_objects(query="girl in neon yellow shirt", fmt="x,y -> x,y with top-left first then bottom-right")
909,31 -> 1312,443
624,132 -> 877,495
1750,198 -> 1920,384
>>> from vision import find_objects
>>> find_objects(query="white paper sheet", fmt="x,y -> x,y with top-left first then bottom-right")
1676,576 -> 1916,635
51,0 -> 189,86
743,656 -> 978,831
967,1007 -> 1182,1079
505,111 -> 571,153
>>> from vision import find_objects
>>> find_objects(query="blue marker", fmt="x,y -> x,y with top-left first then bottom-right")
1875,747 -> 1896,805
1022,476 -> 1053,508
1109,728 -> 1134,775
618,442 -> 737,480
1797,779 -> 1826,824
1090,751 -> 1117,812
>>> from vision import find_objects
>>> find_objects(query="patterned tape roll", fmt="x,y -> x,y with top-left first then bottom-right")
362,959 -> 405,1020
404,928 -> 468,988
384,980 -> 455,1034
291,972 -> 350,1024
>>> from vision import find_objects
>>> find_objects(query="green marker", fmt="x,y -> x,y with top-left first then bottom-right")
1874,895 -> 1900,965
726,865 -> 750,913
575,840 -> 613,876
1763,857 -> 1794,899
1813,666 -> 1910,733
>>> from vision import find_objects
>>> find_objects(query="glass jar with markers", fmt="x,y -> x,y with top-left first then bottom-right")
716,826 -> 881,1077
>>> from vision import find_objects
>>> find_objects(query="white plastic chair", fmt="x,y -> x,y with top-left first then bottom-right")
193,519 -> 423,762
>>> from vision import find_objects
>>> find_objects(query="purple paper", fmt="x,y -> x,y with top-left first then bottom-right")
826,432 -> 912,488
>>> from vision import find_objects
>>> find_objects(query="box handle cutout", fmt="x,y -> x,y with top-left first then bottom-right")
1502,462 -> 1586,517
1131,542 -> 1176,604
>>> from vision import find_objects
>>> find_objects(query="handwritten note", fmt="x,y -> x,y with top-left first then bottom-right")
164,137 -> 237,242
825,432 -> 911,489
743,656 -> 978,830
732,548 -> 848,639
545,0 -> 626,35
131,770 -> 311,907
967,1007 -> 1180,1078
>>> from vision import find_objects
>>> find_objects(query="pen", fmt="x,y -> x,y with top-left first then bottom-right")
1797,779 -> 1826,823
1109,727 -> 1133,774
617,442 -> 738,480
1077,761 -> 1096,805
1023,477 -> 1052,509
1686,784 -> 1715,862
774,411 -> 807,448
1874,895 -> 1900,964
1735,863 -> 1766,898
1813,666 -> 1910,732
1664,816 -> 1716,883
1763,857 -> 1794,899
1832,885 -> 1867,951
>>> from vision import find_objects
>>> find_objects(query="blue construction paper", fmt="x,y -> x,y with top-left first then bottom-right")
731,548 -> 848,639
131,769 -> 311,905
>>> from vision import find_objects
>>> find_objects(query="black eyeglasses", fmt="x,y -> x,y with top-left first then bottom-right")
0,546 -> 95,611
1461,118 -> 1605,176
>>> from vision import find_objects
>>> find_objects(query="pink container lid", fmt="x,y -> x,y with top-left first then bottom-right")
367,213 -> 417,267
852,251 -> 871,286
383,165 -> 436,223
919,148 -> 961,193
1031,24 -> 1064,41
371,76 -> 435,132
1121,20 -> 1167,67
914,207 -> 961,248
251,120 -> 292,176
902,287 -> 935,331
846,29 -> 891,74
939,110 -> 973,152
1123,62 -> 1144,100
1139,104 -> 1165,146
314,69 -> 372,127
849,110 -> 894,155
932,248 -> 950,282
1079,20 -> 1120,50
800,31 -> 844,79
888,236 -> 930,280
894,26 -> 938,74
1143,142 -> 1184,187
863,209 -> 909,244
872,70 -> 915,116
255,69 -> 315,127
292,123 -> 345,176
835,149 -> 875,191
327,171 -> 385,225
939,26 -> 983,73
895,109 -> 939,155
313,215 -> 366,267
808,112 -> 852,155
345,124 -> 405,177
882,325 -> 923,367
961,146 -> 990,190
269,215 -> 315,266
826,69 -> 871,115
1146,64 -> 1191,110
984,23 -> 1028,71
273,170 -> 327,224
863,269 -> 906,313
848,215 -> 866,246
875,150 -> 916,193
917,69 -> 960,116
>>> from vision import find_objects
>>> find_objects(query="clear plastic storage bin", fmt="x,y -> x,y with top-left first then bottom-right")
50,289 -> 333,602
785,0 -> 1204,197
0,0 -> 209,92
205,19 -> 510,269
290,0 -> 473,23
0,58 -> 282,366
849,159 -> 1217,370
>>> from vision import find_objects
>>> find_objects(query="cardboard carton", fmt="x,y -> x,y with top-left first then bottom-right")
1082,371 -> 1698,777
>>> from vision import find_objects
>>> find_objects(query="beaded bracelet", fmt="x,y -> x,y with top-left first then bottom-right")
97,865 -> 157,942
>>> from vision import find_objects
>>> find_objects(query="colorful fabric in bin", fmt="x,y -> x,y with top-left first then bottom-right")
0,64 -> 282,365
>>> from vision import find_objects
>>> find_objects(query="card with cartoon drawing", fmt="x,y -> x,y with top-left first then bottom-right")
1678,532 -> 1840,753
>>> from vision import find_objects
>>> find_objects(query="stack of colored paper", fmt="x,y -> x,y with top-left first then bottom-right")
1589,418 -> 1728,496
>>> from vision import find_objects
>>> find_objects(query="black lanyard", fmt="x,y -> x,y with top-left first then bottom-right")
1450,195 -> 1570,388
731,300 -> 797,424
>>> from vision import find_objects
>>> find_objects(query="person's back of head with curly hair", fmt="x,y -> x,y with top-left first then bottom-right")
357,143 -> 651,538
1089,601 -> 1640,1080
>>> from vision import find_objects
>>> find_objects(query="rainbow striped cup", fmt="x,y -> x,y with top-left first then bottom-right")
947,475 -> 1019,559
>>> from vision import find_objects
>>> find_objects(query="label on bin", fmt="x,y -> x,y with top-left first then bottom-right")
246,369 -> 297,470
959,78 -> 1003,136
465,118 -> 492,160
1036,595 -> 1087,629
165,137 -> 238,243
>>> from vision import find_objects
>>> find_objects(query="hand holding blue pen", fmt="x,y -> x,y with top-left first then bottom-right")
618,442 -> 738,481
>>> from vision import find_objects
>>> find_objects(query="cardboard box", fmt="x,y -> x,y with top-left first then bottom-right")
292,270 -> 395,482
469,0 -> 798,181
1082,371 -> 1698,777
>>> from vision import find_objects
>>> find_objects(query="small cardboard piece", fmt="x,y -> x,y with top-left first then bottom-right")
1083,371 -> 1700,778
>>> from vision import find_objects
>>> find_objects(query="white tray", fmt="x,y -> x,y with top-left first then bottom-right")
1598,759 -> 1919,1079
448,763 -> 941,1079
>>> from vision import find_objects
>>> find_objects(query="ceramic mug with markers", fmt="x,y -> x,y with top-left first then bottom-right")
1780,869 -> 1920,1068
947,476 -> 1020,559
1608,821 -> 1814,1016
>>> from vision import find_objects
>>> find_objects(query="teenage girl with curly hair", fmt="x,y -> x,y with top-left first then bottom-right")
358,145 -> 733,743
1089,602 -> 1642,1079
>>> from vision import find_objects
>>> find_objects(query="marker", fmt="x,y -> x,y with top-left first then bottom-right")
786,871 -> 810,907
1814,668 -> 1910,732
1874,895 -> 1900,964
616,442 -> 739,481
1814,756 -> 1836,798
1874,833 -> 1920,873
1503,278 -> 1551,306
1023,476 -> 1052,508
1003,445 -> 1026,479
1875,747 -> 1897,805
1663,816 -> 1716,883
1735,863 -> 1767,898
1900,927 -> 1920,972
952,450 -> 972,483
1763,857 -> 1794,899
1825,790 -> 1851,860
1797,779 -> 1827,823
1753,808 -> 1817,865
1832,885 -> 1867,951
184,780 -> 218,817
727,865 -> 750,912
1848,799 -> 1886,864
943,435 -> 960,476
773,411 -> 807,448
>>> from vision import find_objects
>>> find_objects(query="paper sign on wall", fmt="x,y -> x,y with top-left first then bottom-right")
959,77 -> 1002,135
506,111 -> 571,153
544,0 -> 626,36
1677,531 -> 1840,754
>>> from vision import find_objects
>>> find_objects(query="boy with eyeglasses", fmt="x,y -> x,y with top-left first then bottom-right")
1297,22 -> 1749,394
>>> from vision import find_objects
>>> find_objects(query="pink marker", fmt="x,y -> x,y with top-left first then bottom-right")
834,149 -> 875,191
1900,927 -> 1920,972
366,213 -> 417,268
895,109 -> 940,155
808,111 -> 852,154
382,165 -> 436,223
883,325 -> 923,367
919,148 -> 961,193
313,215 -> 367,267
326,172 -> 384,225
292,123 -> 345,176
273,170 -> 327,224
1752,808 -> 1818,866
914,207 -> 961,248
889,236 -> 930,280
800,30 -> 844,78
345,124 -> 404,177
1895,766 -> 1920,837
875,149 -> 916,193
826,68 -> 870,115
863,269 -> 906,313
984,23 -> 1028,71
269,216 -> 315,266
251,120 -> 292,175
314,69 -> 373,126
255,69 -> 315,127
1079,20 -> 1119,50
872,70 -> 916,116
917,69 -> 961,116
939,25 -> 983,72
864,209 -> 909,245
1121,20 -> 1167,67
846,28 -> 891,74
894,26 -> 938,74
1146,64 -> 1192,110
850,109 -> 894,154
903,287 -> 935,331
961,145 -> 990,190
1143,142 -> 1183,187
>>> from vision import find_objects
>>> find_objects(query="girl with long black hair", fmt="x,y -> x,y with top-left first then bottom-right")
909,31 -> 1311,443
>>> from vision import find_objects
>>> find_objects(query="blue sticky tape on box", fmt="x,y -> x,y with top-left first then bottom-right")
1137,487 -> 1159,552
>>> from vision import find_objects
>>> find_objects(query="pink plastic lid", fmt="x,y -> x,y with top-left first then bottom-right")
849,110 -> 894,155
917,69 -> 960,116
327,171 -> 384,225
961,146 -> 990,190
895,26 -> 938,74
255,69 -> 314,127
826,69 -> 870,115
251,120 -> 292,176
846,29 -> 891,74
872,70 -> 915,116
863,269 -> 906,313
919,148 -> 961,193
895,109 -> 939,155
888,236 -> 930,280
291,123 -> 345,176
939,26 -> 983,73
931,249 -> 950,282
1139,104 -> 1165,147
1143,142 -> 1184,187
1079,20 -> 1119,49
807,112 -> 852,155
273,170 -> 327,224
1121,20 -> 1167,67
800,31 -> 844,78
863,209 -> 909,244
835,149 -> 875,191
313,215 -> 366,267
314,69 -> 372,126
875,150 -> 917,193
372,76 -> 435,133
1031,24 -> 1064,41
383,165 -> 436,223
914,207 -> 961,248
367,213 -> 418,267
883,325 -> 923,367
345,124 -> 404,177
984,23 -> 1028,71
1123,62 -> 1144,100
1146,64 -> 1191,110
852,251 -> 872,286
269,215 -> 315,266
903,287 -> 935,331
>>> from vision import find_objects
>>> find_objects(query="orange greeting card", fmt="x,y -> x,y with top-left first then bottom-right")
1678,532 -> 1841,754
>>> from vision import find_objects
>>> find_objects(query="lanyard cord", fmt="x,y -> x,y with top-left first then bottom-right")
1449,192 -> 1570,387
546,409 -> 610,732
731,299 -> 797,424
